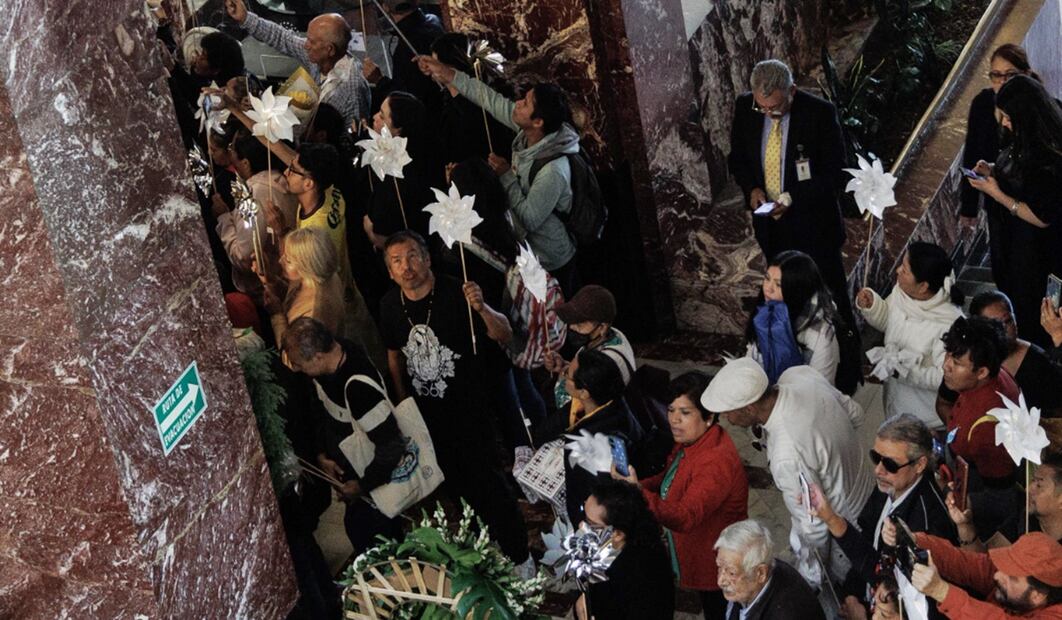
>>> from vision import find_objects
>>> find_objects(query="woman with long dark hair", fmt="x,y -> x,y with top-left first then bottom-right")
855,242 -> 964,430
744,250 -> 846,387
360,91 -> 438,246
968,74 -> 1062,346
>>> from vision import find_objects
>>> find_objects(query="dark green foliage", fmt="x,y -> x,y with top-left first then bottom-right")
239,346 -> 299,493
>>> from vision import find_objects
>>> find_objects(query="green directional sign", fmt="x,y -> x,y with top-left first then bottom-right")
153,361 -> 208,455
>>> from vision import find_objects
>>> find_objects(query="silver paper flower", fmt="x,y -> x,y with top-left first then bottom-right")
423,182 -> 482,249
187,145 -> 213,195
558,522 -> 617,590
231,177 -> 259,228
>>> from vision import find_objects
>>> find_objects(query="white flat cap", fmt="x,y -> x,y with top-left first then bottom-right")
700,357 -> 769,412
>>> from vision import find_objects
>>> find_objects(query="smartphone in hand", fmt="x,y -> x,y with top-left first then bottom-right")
1047,274 -> 1062,309
960,167 -> 985,181
799,471 -> 818,524
610,437 -> 629,477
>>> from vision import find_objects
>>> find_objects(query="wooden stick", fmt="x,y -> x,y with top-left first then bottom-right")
1028,460 -> 1032,534
473,60 -> 495,154
299,464 -> 342,488
862,214 -> 874,290
297,456 -> 343,486
359,0 -> 368,48
459,243 -> 478,355
392,176 -> 409,229
204,131 -> 218,195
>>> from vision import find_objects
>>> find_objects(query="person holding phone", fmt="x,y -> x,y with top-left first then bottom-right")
966,74 -> 1062,347
533,348 -> 644,524
612,372 -> 748,618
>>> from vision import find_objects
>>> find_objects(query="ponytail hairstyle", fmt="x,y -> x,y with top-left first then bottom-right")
906,242 -> 963,306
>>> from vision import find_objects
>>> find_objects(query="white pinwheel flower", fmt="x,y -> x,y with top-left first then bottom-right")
355,125 -> 412,181
194,81 -> 230,135
246,86 -> 299,143
516,242 -> 549,303
988,391 -> 1050,466
844,153 -> 897,220
468,39 -> 506,75
865,345 -> 921,382
563,430 -> 614,475
423,182 -> 482,249
540,518 -> 572,573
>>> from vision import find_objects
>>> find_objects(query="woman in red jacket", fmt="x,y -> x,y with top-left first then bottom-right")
614,371 -> 749,618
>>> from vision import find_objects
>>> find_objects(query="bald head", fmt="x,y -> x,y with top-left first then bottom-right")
307,13 -> 351,62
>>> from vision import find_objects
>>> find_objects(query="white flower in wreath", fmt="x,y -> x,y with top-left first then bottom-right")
402,324 -> 460,398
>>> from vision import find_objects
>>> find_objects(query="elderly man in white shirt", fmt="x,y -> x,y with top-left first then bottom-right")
225,0 -> 370,127
703,358 -> 874,585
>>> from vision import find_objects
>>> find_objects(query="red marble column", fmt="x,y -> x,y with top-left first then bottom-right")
0,2 -> 296,618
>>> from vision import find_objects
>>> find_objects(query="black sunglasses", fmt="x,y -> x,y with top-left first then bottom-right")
869,449 -> 916,474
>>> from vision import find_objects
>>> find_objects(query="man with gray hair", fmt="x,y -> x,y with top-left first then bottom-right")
807,413 -> 956,605
225,0 -> 371,126
714,519 -> 826,619
728,58 -> 854,324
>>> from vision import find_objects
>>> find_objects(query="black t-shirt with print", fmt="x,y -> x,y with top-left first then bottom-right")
379,275 -> 495,442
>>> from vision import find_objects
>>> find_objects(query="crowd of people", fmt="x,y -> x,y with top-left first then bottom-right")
158,1 -> 1062,617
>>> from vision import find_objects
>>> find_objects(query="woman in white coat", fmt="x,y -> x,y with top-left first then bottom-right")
856,242 -> 964,429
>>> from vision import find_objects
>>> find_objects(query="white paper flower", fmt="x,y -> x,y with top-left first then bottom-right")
423,182 -> 482,249
540,518 -> 573,572
988,391 -> 1050,466
246,86 -> 299,143
844,153 -> 897,220
468,39 -> 506,75
865,345 -> 922,382
563,430 -> 614,475
516,242 -> 549,303
356,125 -> 412,181
194,81 -> 230,135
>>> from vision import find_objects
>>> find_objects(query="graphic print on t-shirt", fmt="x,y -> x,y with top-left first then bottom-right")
402,324 -> 460,398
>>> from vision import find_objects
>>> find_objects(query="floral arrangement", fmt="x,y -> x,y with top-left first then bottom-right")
345,502 -> 547,619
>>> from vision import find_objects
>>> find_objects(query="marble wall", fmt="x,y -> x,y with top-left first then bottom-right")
0,1 -> 296,617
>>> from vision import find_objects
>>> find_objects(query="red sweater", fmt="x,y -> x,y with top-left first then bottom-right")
916,533 -> 1062,619
948,370 -> 1019,481
641,425 -> 748,590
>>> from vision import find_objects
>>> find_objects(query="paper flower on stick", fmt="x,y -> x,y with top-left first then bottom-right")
558,522 -> 618,590
467,39 -> 506,76
231,177 -> 259,228
540,518 -> 573,574
844,153 -> 897,220
195,81 -> 230,135
356,125 -> 412,180
985,391 -> 1050,466
187,145 -> 213,195
865,345 -> 921,382
246,86 -> 299,143
516,242 -> 549,303
563,430 -> 613,475
423,182 -> 482,249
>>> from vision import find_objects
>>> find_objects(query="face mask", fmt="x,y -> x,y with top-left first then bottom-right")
566,329 -> 592,350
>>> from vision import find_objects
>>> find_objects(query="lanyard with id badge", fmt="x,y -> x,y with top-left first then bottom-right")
795,144 -> 812,181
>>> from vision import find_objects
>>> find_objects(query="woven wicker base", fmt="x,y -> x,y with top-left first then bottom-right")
343,558 -> 466,619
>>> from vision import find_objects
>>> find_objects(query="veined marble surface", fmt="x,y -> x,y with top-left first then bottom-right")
0,1 -> 296,616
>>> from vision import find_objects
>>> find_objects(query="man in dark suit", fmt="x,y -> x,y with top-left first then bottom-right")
810,414 -> 956,617
715,519 -> 826,620
728,59 -> 853,323
362,0 -> 445,117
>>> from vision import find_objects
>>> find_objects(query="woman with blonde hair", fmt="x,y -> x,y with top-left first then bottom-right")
266,227 -> 385,368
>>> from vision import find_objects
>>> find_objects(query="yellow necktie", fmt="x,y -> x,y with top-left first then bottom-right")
764,118 -> 782,200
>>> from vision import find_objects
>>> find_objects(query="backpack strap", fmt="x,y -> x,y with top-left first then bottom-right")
528,153 -> 567,186
342,373 -> 395,433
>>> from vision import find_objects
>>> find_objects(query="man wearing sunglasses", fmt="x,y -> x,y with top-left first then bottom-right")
807,414 -> 956,615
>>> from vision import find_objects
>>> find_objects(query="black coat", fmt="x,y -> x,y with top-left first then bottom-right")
741,559 -> 825,620
587,541 -> 675,619
534,399 -> 644,524
836,473 -> 956,589
728,90 -> 848,260
372,9 -> 444,118
960,88 -> 1003,218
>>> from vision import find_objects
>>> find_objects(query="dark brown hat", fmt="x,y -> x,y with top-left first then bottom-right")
555,285 -> 616,324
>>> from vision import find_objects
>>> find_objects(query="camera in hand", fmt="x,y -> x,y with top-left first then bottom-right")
888,515 -> 929,579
